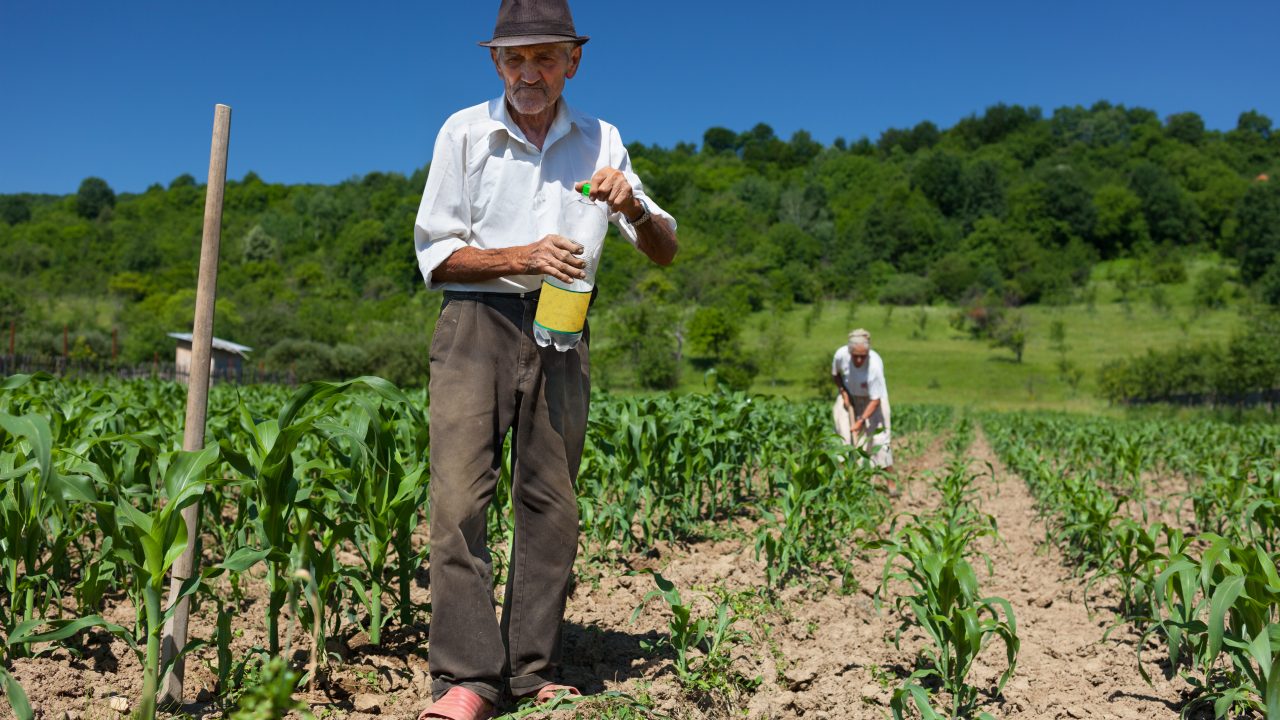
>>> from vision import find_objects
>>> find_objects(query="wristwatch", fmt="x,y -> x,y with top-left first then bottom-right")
628,197 -> 652,227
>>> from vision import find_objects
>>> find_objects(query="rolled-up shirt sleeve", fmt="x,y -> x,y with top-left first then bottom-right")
605,127 -> 677,246
414,125 -> 471,289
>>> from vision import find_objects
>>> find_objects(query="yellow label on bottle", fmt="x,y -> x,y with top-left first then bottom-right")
534,281 -> 592,333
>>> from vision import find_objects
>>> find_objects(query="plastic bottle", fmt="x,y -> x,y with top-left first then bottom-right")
533,184 -> 608,351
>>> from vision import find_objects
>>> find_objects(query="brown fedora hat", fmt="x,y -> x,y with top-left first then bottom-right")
478,0 -> 590,47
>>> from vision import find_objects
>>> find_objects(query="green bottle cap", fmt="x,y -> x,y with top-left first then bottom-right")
581,183 -> 591,197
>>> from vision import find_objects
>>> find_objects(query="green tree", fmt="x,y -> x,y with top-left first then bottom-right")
0,196 -> 30,225
1236,110 -> 1273,139
1130,162 -> 1199,245
929,252 -> 980,301
702,127 -> 737,154
242,224 -> 280,264
787,130 -> 823,167
1092,184 -> 1149,257
959,160 -> 1005,225
1037,165 -> 1096,243
862,184 -> 946,273
0,285 -> 24,325
912,151 -> 964,217
1165,112 -> 1205,145
75,177 -> 115,219
990,311 -> 1027,363
687,306 -> 740,360
1235,179 -> 1280,290
952,103 -> 1043,151
1192,268 -> 1230,310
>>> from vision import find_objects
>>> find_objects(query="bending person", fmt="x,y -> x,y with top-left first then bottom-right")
831,328 -> 895,480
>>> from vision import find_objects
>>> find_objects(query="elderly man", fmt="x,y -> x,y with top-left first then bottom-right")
412,2 -> 678,718
832,329 -> 894,476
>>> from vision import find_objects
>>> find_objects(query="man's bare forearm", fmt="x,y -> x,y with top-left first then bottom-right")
433,234 -> 587,285
859,398 -> 881,422
833,374 -> 851,403
635,217 -> 678,266
433,246 -> 528,284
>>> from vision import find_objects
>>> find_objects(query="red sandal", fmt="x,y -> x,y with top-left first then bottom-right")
417,686 -> 494,720
532,683 -> 582,704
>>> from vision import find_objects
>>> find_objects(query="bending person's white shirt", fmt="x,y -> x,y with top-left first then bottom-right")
831,346 -> 892,467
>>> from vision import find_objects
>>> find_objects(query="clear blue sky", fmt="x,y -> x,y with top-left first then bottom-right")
2,1 -> 1276,195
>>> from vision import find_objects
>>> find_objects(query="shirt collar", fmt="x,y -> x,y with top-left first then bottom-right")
488,95 -> 583,152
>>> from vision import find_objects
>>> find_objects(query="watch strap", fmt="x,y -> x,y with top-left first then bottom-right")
629,197 -> 652,227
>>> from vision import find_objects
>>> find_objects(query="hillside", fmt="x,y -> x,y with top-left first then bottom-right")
1,101 -> 1278,396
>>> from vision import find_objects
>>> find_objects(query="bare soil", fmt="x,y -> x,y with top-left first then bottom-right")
7,430 -> 1195,719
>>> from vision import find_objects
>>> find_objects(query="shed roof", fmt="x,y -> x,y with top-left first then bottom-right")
167,332 -> 253,356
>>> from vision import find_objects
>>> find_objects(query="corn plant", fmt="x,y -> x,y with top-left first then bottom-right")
876,506 -> 1016,716
271,472 -> 354,685
755,443 -> 885,589
1089,520 -> 1181,621
0,412 -> 98,647
79,446 -> 219,720
1144,535 -> 1280,718
0,665 -> 31,720
220,404 -> 315,655
318,390 -> 427,645
221,376 -> 422,652
629,572 -> 758,699
943,414 -> 974,458
225,656 -> 314,720
931,457 -> 994,530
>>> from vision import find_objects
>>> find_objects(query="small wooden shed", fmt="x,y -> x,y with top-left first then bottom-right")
168,332 -> 252,382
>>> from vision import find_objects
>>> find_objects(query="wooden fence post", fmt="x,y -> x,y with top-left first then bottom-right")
160,103 -> 231,707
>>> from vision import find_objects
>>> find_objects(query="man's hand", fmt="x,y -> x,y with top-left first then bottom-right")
576,168 -> 642,222
523,234 -> 586,284
573,167 -> 678,267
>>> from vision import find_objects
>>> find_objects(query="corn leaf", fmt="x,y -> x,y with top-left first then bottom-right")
0,666 -> 32,720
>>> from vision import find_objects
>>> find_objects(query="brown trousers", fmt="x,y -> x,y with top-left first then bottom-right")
426,292 -> 589,704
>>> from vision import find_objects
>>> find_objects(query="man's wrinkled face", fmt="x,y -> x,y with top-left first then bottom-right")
492,43 -> 581,117
849,344 -> 869,368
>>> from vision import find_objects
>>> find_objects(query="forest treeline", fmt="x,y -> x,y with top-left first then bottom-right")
1099,309 -> 1280,407
1,100 -> 1278,388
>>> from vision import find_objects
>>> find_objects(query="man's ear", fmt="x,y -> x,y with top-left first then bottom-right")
565,45 -> 582,79
490,48 -> 502,77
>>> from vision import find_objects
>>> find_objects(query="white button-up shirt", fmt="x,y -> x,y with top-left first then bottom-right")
414,96 -> 676,293
833,346 -> 892,431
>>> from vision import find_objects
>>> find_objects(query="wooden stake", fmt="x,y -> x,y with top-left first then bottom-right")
7,320 -> 14,357
111,327 -> 118,363
160,104 -> 231,706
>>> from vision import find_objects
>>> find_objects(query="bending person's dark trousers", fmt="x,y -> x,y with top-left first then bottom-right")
426,291 -> 589,704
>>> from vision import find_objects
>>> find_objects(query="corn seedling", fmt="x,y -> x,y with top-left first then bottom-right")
0,412 -> 98,645
317,388 -> 426,645
225,656 -> 314,720
630,572 -> 758,700
1144,535 -> 1280,718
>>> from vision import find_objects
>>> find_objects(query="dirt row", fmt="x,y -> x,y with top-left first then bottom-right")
9,430 -> 1193,719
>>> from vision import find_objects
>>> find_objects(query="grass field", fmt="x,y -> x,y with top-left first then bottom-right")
674,258 -> 1246,412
